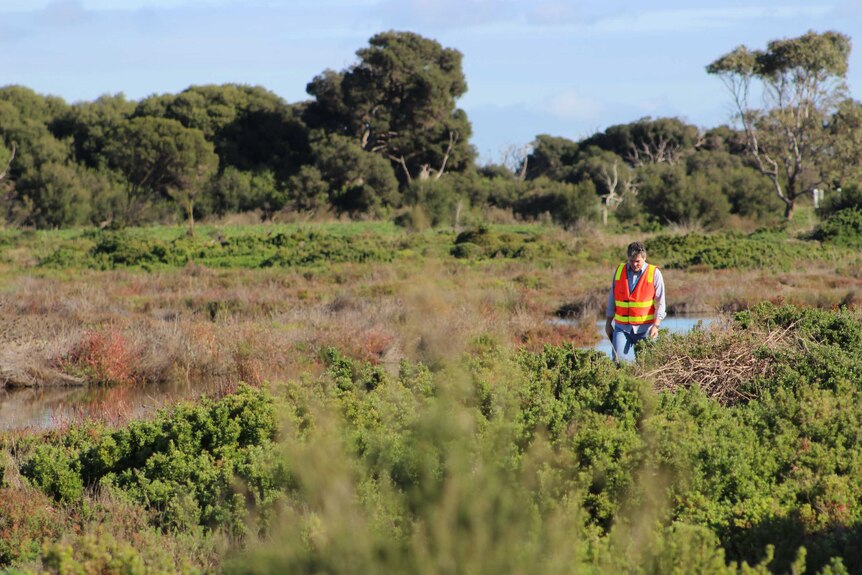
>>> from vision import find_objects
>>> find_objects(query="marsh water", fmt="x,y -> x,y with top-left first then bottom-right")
0,378 -> 230,431
586,315 -> 716,358
1,316 -> 718,431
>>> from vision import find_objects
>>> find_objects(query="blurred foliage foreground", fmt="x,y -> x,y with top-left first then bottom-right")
3,302 -> 862,574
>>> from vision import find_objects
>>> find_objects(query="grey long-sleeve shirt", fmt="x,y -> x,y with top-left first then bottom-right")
606,263 -> 667,334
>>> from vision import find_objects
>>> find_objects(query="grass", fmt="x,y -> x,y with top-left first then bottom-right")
0,219 -> 861,573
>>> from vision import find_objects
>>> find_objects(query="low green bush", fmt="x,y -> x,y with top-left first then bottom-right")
646,231 -> 820,270
38,228 -> 400,270
451,226 -> 563,260
20,445 -> 83,503
811,208 -> 862,248
21,384 -> 286,538
12,303 -> 862,574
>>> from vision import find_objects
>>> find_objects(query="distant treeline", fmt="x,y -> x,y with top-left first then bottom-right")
1,30 -> 860,230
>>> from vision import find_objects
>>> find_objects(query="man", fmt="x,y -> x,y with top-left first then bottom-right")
604,241 -> 666,364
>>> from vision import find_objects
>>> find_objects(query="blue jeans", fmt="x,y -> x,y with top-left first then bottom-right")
611,328 -> 650,363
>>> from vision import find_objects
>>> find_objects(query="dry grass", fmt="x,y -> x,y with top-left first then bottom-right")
0,259 -> 569,426
0,236 -> 860,428
637,318 -> 798,405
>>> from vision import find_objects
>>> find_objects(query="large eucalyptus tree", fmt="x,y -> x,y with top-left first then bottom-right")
707,30 -> 852,219
105,117 -> 218,226
305,31 -> 475,187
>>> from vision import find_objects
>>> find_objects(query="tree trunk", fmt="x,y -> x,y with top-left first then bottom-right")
784,200 -> 794,221
186,199 -> 196,238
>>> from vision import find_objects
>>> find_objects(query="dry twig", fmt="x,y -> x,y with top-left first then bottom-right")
638,320 -> 799,405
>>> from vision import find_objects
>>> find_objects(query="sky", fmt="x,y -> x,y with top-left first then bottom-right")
1,0 -> 861,163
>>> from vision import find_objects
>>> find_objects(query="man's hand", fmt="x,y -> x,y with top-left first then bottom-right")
605,319 -> 614,341
648,323 -> 661,339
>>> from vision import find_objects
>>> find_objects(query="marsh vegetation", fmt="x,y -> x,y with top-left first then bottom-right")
0,220 -> 860,574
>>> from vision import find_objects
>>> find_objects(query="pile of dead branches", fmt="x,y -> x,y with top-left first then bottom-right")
637,319 -> 798,405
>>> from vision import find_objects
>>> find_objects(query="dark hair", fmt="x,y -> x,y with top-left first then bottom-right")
627,241 -> 646,258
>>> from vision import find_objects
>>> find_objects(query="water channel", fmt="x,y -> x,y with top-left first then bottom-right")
1,316 -> 718,431
581,315 -> 717,359
0,378 -> 229,432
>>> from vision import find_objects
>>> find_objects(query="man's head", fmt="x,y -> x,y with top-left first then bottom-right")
626,241 -> 647,272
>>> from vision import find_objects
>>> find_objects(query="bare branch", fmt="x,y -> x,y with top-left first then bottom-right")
0,142 -> 17,183
389,154 -> 413,184
433,131 -> 458,180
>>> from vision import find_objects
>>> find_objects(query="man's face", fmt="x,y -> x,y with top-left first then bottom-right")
628,253 -> 646,272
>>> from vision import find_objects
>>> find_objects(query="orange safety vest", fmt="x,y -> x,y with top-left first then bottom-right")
613,263 -> 657,325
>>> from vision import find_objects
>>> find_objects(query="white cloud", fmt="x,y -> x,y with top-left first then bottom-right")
544,91 -> 605,122
595,5 -> 836,33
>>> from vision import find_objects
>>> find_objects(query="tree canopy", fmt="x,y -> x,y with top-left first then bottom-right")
305,31 -> 475,185
707,30 -> 852,219
0,29 -> 858,230
104,117 -> 218,225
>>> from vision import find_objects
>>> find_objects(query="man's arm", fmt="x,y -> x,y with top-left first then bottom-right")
649,268 -> 666,337
605,278 -> 616,340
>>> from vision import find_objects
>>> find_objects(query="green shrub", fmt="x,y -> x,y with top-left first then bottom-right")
516,345 -> 645,530
20,445 -> 84,503
812,208 -> 862,248
646,231 -> 818,270
451,226 -> 560,260
20,385 -> 286,539
512,177 -> 600,227
818,183 -> 862,219
38,227 -> 401,270
638,303 -> 862,573
89,231 -> 170,269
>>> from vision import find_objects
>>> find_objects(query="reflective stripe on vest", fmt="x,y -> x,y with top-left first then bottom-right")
613,263 -> 657,325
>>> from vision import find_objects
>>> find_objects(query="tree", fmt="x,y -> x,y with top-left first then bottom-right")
571,146 -> 638,225
523,134 -> 580,182
707,30 -> 852,219
827,99 -> 862,189
167,141 -> 219,236
0,141 -> 15,184
52,93 -> 135,170
286,165 -> 330,214
513,177 -> 599,228
16,162 -> 91,228
685,149 -> 782,223
0,88 -> 71,175
305,31 -> 475,185
310,133 -> 399,215
636,163 -> 732,229
105,117 -> 218,226
580,117 -> 702,167
136,85 -> 311,181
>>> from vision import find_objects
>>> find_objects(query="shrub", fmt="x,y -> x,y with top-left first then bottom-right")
818,183 -> 862,219
58,328 -> 138,386
20,385 -> 286,539
635,163 -> 732,229
516,345 -> 645,530
0,487 -> 62,567
38,227 -> 401,270
451,226 -> 558,260
646,231 -> 817,270
20,445 -> 84,503
89,231 -> 170,269
811,207 -> 862,248
41,532 -> 146,575
513,177 -> 599,227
